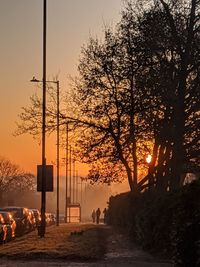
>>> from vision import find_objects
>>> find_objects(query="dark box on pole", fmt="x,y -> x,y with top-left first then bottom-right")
37,165 -> 53,192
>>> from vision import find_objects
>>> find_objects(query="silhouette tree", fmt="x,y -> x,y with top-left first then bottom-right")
70,0 -> 200,191
16,0 -> 199,192
0,157 -> 35,205
134,0 -> 200,190
70,25 -> 152,192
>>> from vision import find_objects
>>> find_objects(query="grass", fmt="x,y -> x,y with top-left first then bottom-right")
0,224 -> 107,261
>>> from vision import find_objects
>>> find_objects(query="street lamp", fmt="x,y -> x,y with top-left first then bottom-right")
30,77 -> 60,227
65,122 -> 69,223
39,0 -> 46,238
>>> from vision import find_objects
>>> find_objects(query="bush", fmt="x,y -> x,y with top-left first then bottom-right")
171,181 -> 200,266
107,181 -> 200,265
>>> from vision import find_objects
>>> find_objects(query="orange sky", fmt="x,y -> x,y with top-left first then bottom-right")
0,0 -> 122,178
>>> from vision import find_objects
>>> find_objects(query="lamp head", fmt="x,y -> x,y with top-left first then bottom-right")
30,76 -> 40,83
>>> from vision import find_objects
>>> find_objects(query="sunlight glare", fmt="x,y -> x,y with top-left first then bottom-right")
146,154 -> 152,164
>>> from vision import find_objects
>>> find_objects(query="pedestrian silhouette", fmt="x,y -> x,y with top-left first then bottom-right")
96,208 -> 101,224
103,208 -> 107,224
91,209 -> 96,223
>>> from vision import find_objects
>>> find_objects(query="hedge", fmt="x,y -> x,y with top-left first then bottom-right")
107,180 -> 200,266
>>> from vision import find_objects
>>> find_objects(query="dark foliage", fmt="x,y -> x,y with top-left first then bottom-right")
108,180 -> 200,266
16,0 -> 200,193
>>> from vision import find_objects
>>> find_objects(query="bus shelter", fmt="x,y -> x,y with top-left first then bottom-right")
66,203 -> 81,223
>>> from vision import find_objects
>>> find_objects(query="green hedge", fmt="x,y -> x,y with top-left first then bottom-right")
107,181 -> 200,266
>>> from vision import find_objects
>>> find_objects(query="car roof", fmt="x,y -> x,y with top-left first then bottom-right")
0,206 -> 24,209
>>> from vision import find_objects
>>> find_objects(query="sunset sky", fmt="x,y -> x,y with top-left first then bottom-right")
0,0 -> 123,179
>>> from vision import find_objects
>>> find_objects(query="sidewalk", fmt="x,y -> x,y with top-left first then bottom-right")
0,224 -> 173,267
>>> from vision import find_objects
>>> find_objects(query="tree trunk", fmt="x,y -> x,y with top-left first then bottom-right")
148,140 -> 159,190
170,71 -> 186,189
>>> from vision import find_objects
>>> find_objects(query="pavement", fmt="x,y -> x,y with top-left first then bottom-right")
0,224 -> 173,267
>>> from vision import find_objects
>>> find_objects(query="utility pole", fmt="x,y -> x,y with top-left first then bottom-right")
80,177 -> 83,204
31,77 -> 59,229
56,80 -> 60,226
76,170 -> 78,203
65,123 -> 69,223
73,158 -> 75,203
69,145 -> 72,222
40,0 -> 47,238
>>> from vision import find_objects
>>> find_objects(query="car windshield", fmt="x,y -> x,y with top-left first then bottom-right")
12,210 -> 21,218
3,208 -> 22,218
0,215 -> 5,224
0,213 -> 9,224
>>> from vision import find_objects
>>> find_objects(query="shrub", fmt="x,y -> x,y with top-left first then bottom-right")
107,181 -> 200,265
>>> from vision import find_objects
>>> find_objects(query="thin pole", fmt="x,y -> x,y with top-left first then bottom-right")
69,146 -> 72,203
73,158 -> 75,204
76,170 -> 78,203
69,145 -> 72,222
56,81 -> 60,226
81,178 -> 83,204
84,182 -> 87,203
40,0 -> 47,238
65,123 -> 68,223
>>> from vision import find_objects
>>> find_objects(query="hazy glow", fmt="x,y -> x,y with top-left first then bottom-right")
146,154 -> 152,164
0,0 -> 122,176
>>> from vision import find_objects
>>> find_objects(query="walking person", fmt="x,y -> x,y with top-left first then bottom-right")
91,209 -> 96,223
96,208 -> 101,224
103,208 -> 107,224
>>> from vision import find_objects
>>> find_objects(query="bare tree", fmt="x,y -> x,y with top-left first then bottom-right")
0,157 -> 35,205
16,0 -> 200,193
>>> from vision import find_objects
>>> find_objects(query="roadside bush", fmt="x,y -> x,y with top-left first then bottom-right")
107,191 -> 141,239
107,180 -> 200,265
171,181 -> 200,266
134,190 -> 176,253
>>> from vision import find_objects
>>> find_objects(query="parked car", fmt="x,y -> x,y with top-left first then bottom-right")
28,209 -> 36,231
0,214 -> 7,244
45,213 -> 51,226
0,207 -> 30,236
45,213 -> 56,226
50,213 -> 56,225
30,209 -> 41,228
0,211 -> 16,241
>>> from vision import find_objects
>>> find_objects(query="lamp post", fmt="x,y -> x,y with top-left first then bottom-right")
55,80 -> 60,226
29,0 -> 47,237
65,122 -> 69,223
40,0 -> 46,238
69,145 -> 72,222
72,158 -> 75,204
30,77 -> 60,227
76,170 -> 78,203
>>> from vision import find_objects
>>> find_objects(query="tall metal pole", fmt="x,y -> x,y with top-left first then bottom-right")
69,146 -> 72,204
65,123 -> 69,222
56,81 -> 60,226
73,158 -> 75,204
76,170 -> 78,203
84,182 -> 87,203
69,145 -> 72,222
40,0 -> 47,238
80,177 -> 83,204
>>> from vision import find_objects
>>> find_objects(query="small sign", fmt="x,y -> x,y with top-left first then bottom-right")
37,165 -> 53,192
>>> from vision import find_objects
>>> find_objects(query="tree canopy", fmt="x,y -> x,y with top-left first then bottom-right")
70,0 -> 200,191
17,0 -> 200,192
